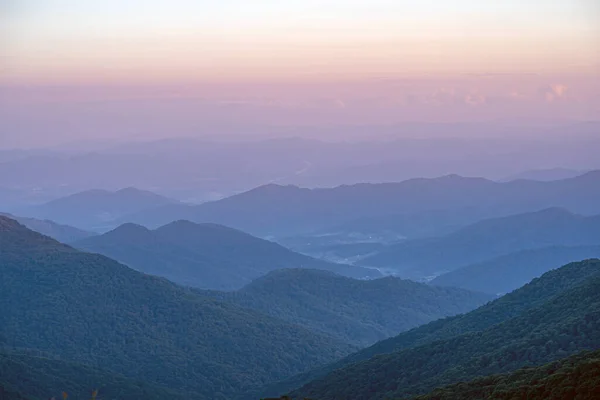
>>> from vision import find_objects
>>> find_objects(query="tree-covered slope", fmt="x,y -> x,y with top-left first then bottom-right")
74,220 -> 379,290
292,261 -> 600,399
359,208 -> 600,279
208,269 -> 492,346
0,349 -> 190,400
0,216 -> 356,399
431,245 -> 600,295
253,259 -> 600,398
413,349 -> 600,400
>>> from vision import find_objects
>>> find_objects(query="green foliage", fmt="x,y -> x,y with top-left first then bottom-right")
207,268 -> 492,346
414,349 -> 600,400
0,349 -> 190,400
0,217 -> 355,400
253,259 -> 600,398
291,260 -> 600,399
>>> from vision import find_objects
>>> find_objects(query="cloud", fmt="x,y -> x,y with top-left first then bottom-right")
541,84 -> 569,102
509,90 -> 526,100
426,87 -> 457,105
464,91 -> 486,106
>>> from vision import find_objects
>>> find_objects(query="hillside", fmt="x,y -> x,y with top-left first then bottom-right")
0,212 -> 95,243
0,349 -> 190,400
414,349 -> 600,400
74,221 -> 379,290
0,216 -> 356,399
359,208 -> 600,279
292,260 -> 600,399
431,245 -> 600,295
121,171 -> 600,236
207,269 -> 492,346
254,259 -> 600,398
21,187 -> 177,231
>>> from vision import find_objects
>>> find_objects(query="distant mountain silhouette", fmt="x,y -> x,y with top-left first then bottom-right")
255,259 -> 600,398
288,259 -> 600,400
0,216 -> 356,399
21,187 -> 178,231
359,208 -> 600,279
0,212 -> 95,243
207,269 -> 492,346
501,167 -> 589,182
121,171 -> 600,237
74,220 -> 379,290
431,245 -> 600,295
2,133 -> 599,203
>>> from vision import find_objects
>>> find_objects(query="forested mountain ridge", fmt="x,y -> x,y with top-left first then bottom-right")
206,269 -> 492,346
254,259 -> 600,398
74,220 -> 378,290
291,259 -> 600,399
413,349 -> 600,400
0,216 -> 356,399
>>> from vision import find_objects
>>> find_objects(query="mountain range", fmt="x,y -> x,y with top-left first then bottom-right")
206,268 -> 492,346
74,220 -> 379,290
358,208 -> 600,279
2,131 -> 599,205
119,171 -> 600,238
0,216 -> 356,399
290,259 -> 600,400
2,213 -> 600,400
254,258 -> 600,398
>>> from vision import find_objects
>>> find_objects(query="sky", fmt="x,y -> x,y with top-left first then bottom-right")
1,0 -> 599,147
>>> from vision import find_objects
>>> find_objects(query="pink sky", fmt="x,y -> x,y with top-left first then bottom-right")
1,0 -> 598,147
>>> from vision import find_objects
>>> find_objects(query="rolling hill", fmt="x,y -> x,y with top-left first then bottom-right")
121,171 -> 600,237
431,245 -> 600,295
74,221 -> 379,290
253,259 -> 600,398
359,208 -> 600,279
291,259 -> 600,400
21,187 -> 178,231
207,269 -> 492,346
0,216 -> 356,399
